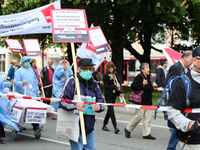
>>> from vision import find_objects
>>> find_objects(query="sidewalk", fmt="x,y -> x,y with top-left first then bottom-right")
50,101 -> 165,119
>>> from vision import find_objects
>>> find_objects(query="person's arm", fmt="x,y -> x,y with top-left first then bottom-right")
156,68 -> 162,87
165,65 -> 179,85
14,70 -> 23,87
31,70 -> 40,95
55,66 -> 65,79
60,77 -> 77,110
131,74 -> 144,91
7,66 -> 12,79
168,106 -> 192,132
167,78 -> 191,132
3,82 -> 11,88
115,72 -> 124,93
40,68 -> 44,81
103,74 -> 116,90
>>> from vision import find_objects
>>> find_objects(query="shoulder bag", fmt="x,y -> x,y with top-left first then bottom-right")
128,74 -> 145,104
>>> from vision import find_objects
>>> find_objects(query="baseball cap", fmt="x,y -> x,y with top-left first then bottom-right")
192,46 -> 200,57
78,58 -> 95,67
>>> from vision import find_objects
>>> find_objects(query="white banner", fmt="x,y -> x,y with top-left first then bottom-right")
78,43 -> 105,69
0,0 -> 61,37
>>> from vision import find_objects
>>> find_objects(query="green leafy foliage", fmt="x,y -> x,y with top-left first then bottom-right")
1,0 -> 200,79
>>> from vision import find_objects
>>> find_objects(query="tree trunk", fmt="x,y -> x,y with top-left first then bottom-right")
67,43 -> 73,65
111,41 -> 124,83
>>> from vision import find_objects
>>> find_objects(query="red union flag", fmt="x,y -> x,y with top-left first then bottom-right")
0,0 -> 60,37
41,4 -> 55,23
162,47 -> 182,65
86,43 -> 97,54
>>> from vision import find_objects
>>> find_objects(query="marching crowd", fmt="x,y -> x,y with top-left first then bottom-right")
0,46 -> 200,150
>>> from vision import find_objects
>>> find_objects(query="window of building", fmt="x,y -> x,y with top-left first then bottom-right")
0,54 -> 5,73
128,60 -> 136,76
151,60 -> 157,76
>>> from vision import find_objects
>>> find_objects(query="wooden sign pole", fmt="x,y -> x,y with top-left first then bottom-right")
62,43 -> 67,80
37,64 -> 45,98
71,42 -> 87,145
19,53 -> 22,58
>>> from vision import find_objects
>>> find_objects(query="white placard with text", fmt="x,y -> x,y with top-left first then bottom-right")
9,106 -> 23,123
26,107 -> 47,124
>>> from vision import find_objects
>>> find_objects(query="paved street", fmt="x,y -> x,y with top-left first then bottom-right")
2,108 -> 180,150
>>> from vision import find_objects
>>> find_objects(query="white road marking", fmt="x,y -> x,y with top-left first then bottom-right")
4,117 -> 167,146
4,129 -> 70,146
95,117 -> 168,129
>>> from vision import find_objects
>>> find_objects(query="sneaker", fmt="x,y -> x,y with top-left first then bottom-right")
102,126 -> 110,131
143,134 -> 156,140
114,127 -> 120,134
0,138 -> 5,144
124,128 -> 131,138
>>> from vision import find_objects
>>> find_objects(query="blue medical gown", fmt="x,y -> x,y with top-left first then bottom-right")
14,67 -> 40,97
52,66 -> 73,111
52,66 -> 73,99
0,75 -> 19,131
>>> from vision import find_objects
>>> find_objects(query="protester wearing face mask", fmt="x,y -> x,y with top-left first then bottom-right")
14,56 -> 41,131
59,58 -> 105,150
52,57 -> 73,111
14,56 -> 40,97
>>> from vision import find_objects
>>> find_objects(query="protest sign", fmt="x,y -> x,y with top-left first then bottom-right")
23,39 -> 42,56
78,43 -> 105,69
9,106 -> 23,123
26,107 -> 47,124
51,9 -> 90,42
0,0 -> 60,37
56,109 -> 79,142
88,26 -> 111,54
4,39 -> 25,54
74,95 -> 95,115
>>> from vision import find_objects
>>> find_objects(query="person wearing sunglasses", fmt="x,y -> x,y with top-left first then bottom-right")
102,61 -> 124,134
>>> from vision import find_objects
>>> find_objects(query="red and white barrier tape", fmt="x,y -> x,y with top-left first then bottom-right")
122,84 -> 165,91
42,84 -> 53,89
1,94 -> 199,113
43,83 -> 165,91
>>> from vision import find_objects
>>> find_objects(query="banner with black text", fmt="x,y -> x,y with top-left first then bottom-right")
0,0 -> 60,37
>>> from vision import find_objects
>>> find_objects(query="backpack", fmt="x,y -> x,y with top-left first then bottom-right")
164,75 -> 191,128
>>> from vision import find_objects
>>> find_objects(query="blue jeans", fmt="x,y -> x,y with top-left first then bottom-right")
69,131 -> 96,150
167,128 -> 179,150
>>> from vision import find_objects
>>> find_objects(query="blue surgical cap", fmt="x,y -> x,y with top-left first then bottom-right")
21,56 -> 32,64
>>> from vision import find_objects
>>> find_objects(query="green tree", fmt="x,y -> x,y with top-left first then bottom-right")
1,0 -> 200,81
